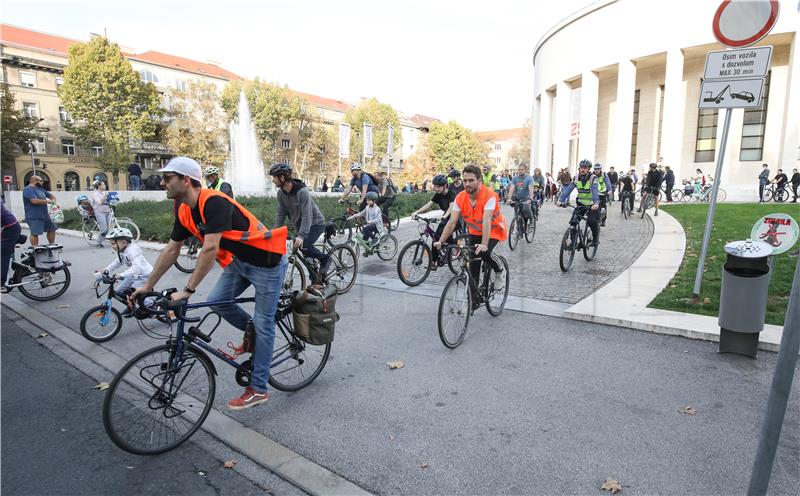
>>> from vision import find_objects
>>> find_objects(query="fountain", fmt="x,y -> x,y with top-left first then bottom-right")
226,91 -> 270,194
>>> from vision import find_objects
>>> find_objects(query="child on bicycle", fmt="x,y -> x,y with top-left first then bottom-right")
94,227 -> 153,317
348,191 -> 383,247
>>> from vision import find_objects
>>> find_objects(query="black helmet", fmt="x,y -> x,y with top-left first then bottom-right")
269,163 -> 292,176
448,169 -> 461,178
432,174 -> 448,186
578,159 -> 592,168
649,162 -> 657,169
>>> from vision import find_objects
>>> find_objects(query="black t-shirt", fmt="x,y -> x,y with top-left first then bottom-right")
431,188 -> 457,218
619,176 -> 634,192
646,170 -> 662,188
171,196 -> 281,267
450,181 -> 464,195
775,173 -> 788,186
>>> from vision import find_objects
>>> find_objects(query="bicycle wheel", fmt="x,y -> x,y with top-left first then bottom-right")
82,220 -> 100,245
327,217 -> 352,246
117,219 -> 140,241
17,265 -> 70,301
327,244 -> 358,294
387,207 -> 400,231
80,304 -> 123,342
269,315 -> 331,392
716,188 -> 726,202
622,198 -> 631,219
559,229 -> 576,272
103,343 -> 216,455
445,243 -> 464,275
397,240 -> 432,287
173,237 -> 200,274
376,234 -> 398,261
485,256 -> 509,317
508,216 -> 519,250
437,274 -> 471,349
583,225 -> 597,261
525,215 -> 536,243
641,196 -> 653,219
774,188 -> 788,203
671,190 -> 683,202
282,256 -> 307,293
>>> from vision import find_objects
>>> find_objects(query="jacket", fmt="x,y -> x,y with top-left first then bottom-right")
104,243 -> 153,280
275,179 -> 326,240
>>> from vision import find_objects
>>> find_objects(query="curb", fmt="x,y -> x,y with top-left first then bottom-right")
1,294 -> 372,496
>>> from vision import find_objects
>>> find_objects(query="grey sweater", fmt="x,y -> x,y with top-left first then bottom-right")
275,180 -> 325,239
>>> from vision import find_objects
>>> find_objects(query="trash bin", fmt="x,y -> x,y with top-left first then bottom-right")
718,239 -> 773,357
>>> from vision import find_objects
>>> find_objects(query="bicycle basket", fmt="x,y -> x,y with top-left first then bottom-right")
31,244 -> 64,268
292,284 -> 339,345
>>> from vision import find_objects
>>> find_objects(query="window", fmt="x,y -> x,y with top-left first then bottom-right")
139,70 -> 158,83
175,79 -> 187,91
494,143 -> 502,151
20,71 -> 36,88
22,102 -> 39,118
494,157 -> 501,165
64,171 -> 80,191
33,137 -> 46,154
694,107 -> 719,162
740,72 -> 771,161
281,139 -> 291,149
59,106 -> 73,123
92,144 -> 103,157
55,77 -> 64,88
61,138 -> 75,155
630,89 -> 640,166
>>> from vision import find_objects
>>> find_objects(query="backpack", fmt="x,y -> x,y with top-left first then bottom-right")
386,178 -> 398,195
363,172 -> 379,188
292,284 -> 339,345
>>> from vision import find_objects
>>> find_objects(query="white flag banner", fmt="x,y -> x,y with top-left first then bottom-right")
363,123 -> 374,158
387,125 -> 394,158
338,123 -> 350,158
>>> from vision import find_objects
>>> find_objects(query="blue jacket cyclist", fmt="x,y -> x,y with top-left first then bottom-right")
557,159 -> 601,246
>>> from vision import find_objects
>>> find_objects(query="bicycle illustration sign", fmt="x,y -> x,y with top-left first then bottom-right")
750,213 -> 799,255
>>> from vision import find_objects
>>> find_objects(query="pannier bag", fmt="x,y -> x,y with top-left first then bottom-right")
32,244 -> 64,268
292,284 -> 339,345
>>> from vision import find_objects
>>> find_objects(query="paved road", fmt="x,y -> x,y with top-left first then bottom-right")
0,312 -> 305,496
359,200 -> 654,303
5,232 -> 798,495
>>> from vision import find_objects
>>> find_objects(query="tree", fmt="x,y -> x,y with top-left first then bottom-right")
1,82 -> 40,166
426,120 -> 489,172
162,80 -> 228,166
344,98 -> 401,168
58,36 -> 162,179
506,119 -> 533,166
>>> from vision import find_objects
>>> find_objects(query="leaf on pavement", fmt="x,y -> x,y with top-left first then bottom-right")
126,466 -> 134,470
56,304 -> 70,309
93,382 -> 110,391
420,463 -> 429,469
389,434 -> 396,441
223,460 -> 236,469
386,360 -> 405,370
601,478 -> 623,493
37,332 -> 49,338
679,405 -> 697,416
197,470 -> 207,477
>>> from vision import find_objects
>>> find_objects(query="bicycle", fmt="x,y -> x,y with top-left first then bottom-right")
761,183 -> 790,203
683,179 -> 726,203
558,204 -> 598,272
4,237 -> 71,301
80,272 -> 176,342
102,290 -> 330,455
620,191 -> 633,219
173,237 -> 200,274
396,215 -> 464,286
328,199 -> 397,245
437,238 -> 510,349
507,201 -> 536,250
81,205 -> 140,246
282,227 -> 358,295
350,229 -> 398,261
640,189 -> 657,219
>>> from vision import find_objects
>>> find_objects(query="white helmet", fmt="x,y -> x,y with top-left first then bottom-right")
106,227 -> 133,241
350,162 -> 362,171
204,166 -> 221,177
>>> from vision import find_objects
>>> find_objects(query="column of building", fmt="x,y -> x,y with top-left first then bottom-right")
660,48 -> 686,181
578,70 -> 599,163
552,81 -> 572,169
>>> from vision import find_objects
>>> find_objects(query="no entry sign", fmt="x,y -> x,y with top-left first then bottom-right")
712,0 -> 780,48
3,175 -> 11,184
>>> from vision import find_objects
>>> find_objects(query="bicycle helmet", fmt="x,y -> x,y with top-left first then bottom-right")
593,162 -> 603,170
106,227 -> 133,241
203,166 -> 221,177
350,162 -> 362,171
448,169 -> 461,178
432,174 -> 448,186
75,194 -> 89,203
578,159 -> 593,168
269,163 -> 293,176
365,191 -> 379,200
649,162 -> 658,169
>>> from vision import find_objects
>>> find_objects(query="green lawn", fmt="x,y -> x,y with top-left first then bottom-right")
60,193 -> 432,243
649,203 -> 799,326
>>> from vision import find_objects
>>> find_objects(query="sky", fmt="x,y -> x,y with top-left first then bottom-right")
1,0 -> 590,130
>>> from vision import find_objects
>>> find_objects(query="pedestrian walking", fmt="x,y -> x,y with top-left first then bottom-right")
758,163 -> 770,202
22,175 -> 57,247
664,165 -> 675,202
607,167 -> 619,202
790,168 -> 799,202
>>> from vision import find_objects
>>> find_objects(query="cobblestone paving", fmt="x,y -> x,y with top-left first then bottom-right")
358,200 -> 654,304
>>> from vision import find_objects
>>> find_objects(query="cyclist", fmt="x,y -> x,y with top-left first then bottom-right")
592,163 -> 611,226
340,162 -> 380,210
435,164 -> 507,309
448,169 -> 465,194
507,163 -> 535,232
95,227 -> 153,318
347,191 -> 383,247
377,171 -> 397,217
531,167 -> 545,207
270,163 -> 331,282
412,174 -> 457,265
204,166 -> 234,199
557,159 -> 600,247
482,164 -> 496,188
129,157 -> 289,411
638,162 -> 663,216
618,171 -> 635,214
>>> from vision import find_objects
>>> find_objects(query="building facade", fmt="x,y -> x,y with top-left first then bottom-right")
476,127 -> 529,171
530,0 -> 799,200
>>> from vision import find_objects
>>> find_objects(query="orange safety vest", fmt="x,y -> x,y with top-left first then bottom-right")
455,185 -> 507,241
177,189 -> 287,268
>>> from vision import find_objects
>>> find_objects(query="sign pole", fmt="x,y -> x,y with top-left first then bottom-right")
747,250 -> 800,495
692,107 -> 731,298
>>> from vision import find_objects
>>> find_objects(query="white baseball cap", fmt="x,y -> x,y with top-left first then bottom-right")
158,157 -> 203,182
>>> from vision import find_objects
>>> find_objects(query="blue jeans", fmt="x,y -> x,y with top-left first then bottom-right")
208,256 -> 288,393
130,175 -> 141,190
301,224 -> 329,265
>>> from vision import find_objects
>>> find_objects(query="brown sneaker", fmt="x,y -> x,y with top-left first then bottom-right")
227,387 -> 269,410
